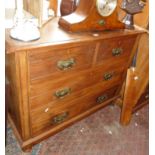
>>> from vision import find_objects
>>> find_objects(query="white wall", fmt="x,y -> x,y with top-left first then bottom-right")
5,0 -> 63,16
5,0 -> 62,14
5,0 -> 16,8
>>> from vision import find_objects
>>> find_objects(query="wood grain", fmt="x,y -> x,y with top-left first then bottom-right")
30,85 -> 119,136
120,33 -> 149,125
5,18 -> 144,53
5,18 -> 144,151
58,0 -> 125,32
28,44 -> 96,81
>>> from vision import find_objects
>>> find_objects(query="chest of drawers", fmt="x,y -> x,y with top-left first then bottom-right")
5,18 -> 143,151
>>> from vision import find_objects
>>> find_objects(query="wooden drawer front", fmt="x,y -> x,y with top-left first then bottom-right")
30,63 -> 124,98
81,86 -> 118,111
30,85 -> 119,136
96,35 -> 137,66
31,100 -> 85,136
30,67 -> 123,110
28,44 -> 96,81
30,71 -> 94,97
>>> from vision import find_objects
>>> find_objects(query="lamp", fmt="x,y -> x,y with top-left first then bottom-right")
10,0 -> 40,42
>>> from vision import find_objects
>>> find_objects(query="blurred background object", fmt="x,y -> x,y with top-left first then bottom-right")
118,0 -> 149,29
60,0 -> 80,16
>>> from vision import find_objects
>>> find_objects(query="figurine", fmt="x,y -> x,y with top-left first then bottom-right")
121,0 -> 146,29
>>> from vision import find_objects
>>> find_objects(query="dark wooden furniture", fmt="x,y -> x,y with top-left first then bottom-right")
60,0 -> 78,16
5,17 -> 144,151
120,32 -> 149,125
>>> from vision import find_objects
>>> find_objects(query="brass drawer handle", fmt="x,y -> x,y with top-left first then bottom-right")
104,73 -> 113,81
112,48 -> 123,56
54,87 -> 71,98
57,58 -> 75,70
52,112 -> 69,124
98,19 -> 105,26
96,94 -> 108,104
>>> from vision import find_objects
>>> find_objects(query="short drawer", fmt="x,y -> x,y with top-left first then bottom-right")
30,85 -> 119,136
96,35 -> 137,66
28,44 -> 96,81
81,86 -> 119,110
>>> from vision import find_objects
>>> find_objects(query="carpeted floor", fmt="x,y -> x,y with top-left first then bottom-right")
6,104 -> 149,155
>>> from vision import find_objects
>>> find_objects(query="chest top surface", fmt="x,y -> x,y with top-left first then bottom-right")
5,17 -> 144,54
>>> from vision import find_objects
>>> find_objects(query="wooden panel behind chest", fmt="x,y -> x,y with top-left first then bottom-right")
96,35 -> 137,66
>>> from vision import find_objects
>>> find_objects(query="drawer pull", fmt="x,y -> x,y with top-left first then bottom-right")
54,88 -> 71,98
97,95 -> 108,104
57,58 -> 75,70
98,19 -> 105,26
112,48 -> 123,56
52,112 -> 69,124
104,73 -> 113,81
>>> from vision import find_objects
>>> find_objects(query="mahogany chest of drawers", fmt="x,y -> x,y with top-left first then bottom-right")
5,18 -> 143,151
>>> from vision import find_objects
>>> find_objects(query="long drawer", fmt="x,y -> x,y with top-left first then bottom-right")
29,63 -> 125,99
30,85 -> 119,136
28,44 -> 96,81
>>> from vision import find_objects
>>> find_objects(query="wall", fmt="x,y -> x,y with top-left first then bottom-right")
5,0 -> 16,8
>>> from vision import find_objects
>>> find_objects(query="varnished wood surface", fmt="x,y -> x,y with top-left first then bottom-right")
6,53 -> 22,135
30,66 -> 124,96
96,35 -> 137,65
6,17 -> 145,151
50,0 -> 58,16
31,85 -> 119,136
9,95 -> 119,152
28,43 -> 96,80
116,0 -> 149,125
120,33 -> 149,125
58,0 -> 125,32
6,18 -> 144,53
6,52 -> 31,140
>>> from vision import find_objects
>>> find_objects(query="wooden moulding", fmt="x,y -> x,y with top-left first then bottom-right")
58,0 -> 125,32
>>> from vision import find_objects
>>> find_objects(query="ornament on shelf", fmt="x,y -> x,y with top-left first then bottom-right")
121,0 -> 146,29
10,0 -> 40,42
